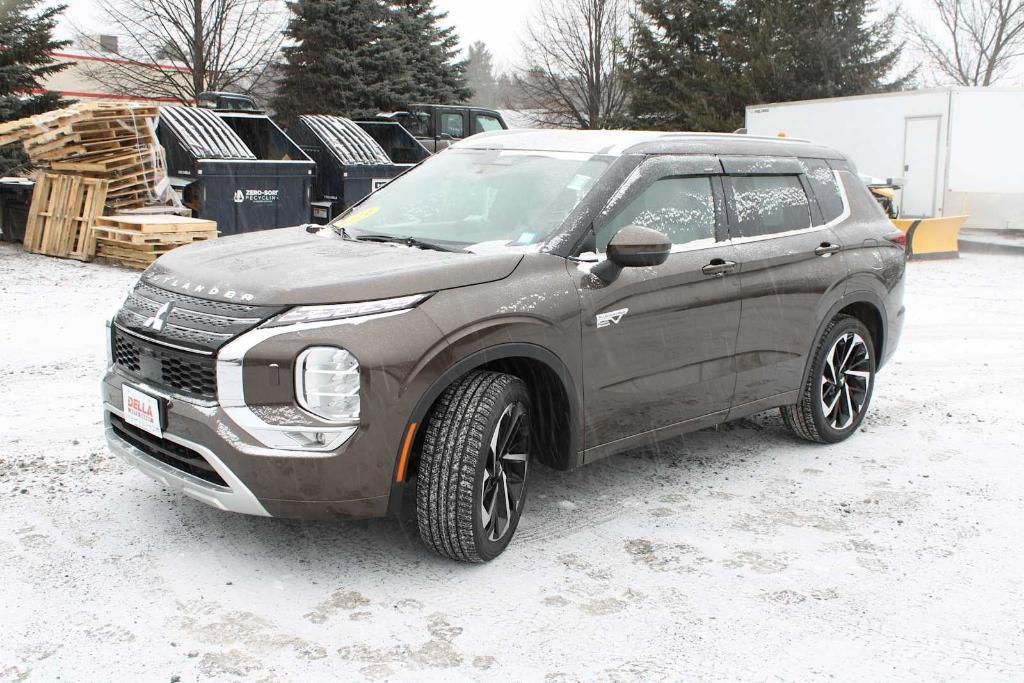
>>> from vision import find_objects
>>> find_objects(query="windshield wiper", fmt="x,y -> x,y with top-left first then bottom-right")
353,234 -> 462,253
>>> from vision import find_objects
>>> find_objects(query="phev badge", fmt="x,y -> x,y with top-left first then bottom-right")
596,308 -> 628,328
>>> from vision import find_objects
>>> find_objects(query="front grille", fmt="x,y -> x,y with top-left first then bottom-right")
111,280 -> 284,399
113,328 -> 217,400
110,414 -> 228,487
115,280 -> 284,355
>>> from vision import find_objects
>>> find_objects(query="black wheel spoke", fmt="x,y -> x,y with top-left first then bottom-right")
819,332 -> 872,431
479,401 -> 530,542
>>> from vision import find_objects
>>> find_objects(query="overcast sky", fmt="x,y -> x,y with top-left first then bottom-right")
54,0 -> 541,71
52,0 -> 991,83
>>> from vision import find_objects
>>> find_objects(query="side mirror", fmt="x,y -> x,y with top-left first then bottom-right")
593,225 -> 671,283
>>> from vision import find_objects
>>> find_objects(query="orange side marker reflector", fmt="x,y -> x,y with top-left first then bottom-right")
396,423 -> 417,482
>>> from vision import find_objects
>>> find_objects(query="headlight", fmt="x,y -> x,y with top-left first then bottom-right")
267,293 -> 433,327
295,347 -> 360,422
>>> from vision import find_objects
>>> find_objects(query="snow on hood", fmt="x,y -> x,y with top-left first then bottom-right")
143,226 -> 524,305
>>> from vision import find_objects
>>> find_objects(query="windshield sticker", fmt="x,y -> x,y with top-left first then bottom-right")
566,174 -> 592,192
515,232 -> 537,245
338,206 -> 380,227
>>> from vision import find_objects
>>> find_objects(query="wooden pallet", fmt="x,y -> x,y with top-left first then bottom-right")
92,226 -> 215,245
92,214 -> 218,269
23,173 -> 109,259
94,215 -> 217,234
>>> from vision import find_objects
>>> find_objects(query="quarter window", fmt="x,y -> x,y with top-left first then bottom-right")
474,114 -> 504,134
801,158 -> 845,223
440,113 -> 464,138
725,175 -> 811,238
598,176 -> 716,251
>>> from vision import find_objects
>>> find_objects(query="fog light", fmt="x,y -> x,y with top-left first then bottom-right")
283,428 -> 355,449
295,347 -> 360,422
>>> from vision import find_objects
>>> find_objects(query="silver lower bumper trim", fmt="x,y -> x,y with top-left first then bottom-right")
104,407 -> 270,517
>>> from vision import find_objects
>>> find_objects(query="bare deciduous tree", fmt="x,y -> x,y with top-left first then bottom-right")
906,0 -> 1024,85
78,0 -> 285,104
512,0 -> 631,129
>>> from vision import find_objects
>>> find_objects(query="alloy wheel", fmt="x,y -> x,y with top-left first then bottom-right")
820,332 -> 872,430
481,402 -> 529,542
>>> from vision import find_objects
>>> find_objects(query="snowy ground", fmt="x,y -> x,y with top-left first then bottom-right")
1,242 -> 1023,681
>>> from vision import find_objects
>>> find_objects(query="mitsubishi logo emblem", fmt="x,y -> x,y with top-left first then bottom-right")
143,302 -> 173,332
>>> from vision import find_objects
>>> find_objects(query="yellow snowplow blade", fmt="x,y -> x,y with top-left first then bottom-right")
891,215 -> 968,259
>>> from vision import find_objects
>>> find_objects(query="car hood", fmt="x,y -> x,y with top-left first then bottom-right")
143,226 -> 524,305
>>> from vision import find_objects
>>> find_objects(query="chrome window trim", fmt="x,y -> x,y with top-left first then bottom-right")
723,170 -> 851,246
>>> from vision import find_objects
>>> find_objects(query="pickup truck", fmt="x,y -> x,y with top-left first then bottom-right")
376,104 -> 508,153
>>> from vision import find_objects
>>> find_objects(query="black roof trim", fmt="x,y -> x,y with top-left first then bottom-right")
455,129 -> 847,161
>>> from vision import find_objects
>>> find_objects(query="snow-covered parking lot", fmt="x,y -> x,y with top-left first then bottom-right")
2,243 -> 1023,681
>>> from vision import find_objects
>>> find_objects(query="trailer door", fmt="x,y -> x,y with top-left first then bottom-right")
902,116 -> 941,217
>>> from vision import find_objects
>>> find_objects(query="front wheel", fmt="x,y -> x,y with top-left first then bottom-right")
416,371 -> 531,562
782,315 -> 876,443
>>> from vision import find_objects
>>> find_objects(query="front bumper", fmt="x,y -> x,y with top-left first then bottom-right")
102,374 -> 393,518
104,405 -> 269,516
102,306 -> 451,519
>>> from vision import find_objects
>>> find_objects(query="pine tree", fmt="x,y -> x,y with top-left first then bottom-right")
464,41 -> 497,108
625,0 -> 912,132
272,0 -> 396,125
0,0 -> 72,174
625,0 -> 744,131
272,0 -> 469,124
387,0 -> 470,105
733,0 -> 912,105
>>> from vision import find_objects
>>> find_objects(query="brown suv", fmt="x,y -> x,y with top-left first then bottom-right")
102,130 -> 906,562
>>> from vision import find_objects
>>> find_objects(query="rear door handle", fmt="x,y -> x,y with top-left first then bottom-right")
815,242 -> 842,257
702,259 -> 738,277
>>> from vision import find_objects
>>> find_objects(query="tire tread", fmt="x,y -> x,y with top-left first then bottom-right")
416,371 -> 521,563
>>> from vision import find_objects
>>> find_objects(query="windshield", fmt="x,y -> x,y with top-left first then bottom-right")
331,148 -> 610,250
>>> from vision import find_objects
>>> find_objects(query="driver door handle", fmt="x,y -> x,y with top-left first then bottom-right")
702,259 -> 738,277
815,242 -> 842,256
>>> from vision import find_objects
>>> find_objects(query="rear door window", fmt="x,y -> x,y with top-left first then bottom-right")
801,158 -> 845,223
474,114 -> 504,134
597,176 -> 716,251
724,175 -> 811,238
440,112 -> 464,138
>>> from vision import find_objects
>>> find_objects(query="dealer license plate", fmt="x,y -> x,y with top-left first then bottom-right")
122,385 -> 163,438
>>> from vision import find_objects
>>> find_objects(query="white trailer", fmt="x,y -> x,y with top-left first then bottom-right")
745,87 -> 1024,230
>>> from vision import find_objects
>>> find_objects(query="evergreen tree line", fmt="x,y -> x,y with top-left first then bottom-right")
271,0 -> 470,125
2,0 -> 914,168
623,0 -> 913,132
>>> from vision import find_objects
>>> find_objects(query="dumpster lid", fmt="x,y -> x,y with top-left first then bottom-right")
159,106 -> 256,161
299,115 -> 392,166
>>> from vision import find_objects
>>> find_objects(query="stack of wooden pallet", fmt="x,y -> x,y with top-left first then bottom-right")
92,214 -> 217,269
0,101 -> 167,212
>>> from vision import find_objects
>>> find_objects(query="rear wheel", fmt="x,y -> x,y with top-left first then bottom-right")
416,371 -> 531,562
782,315 -> 876,443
